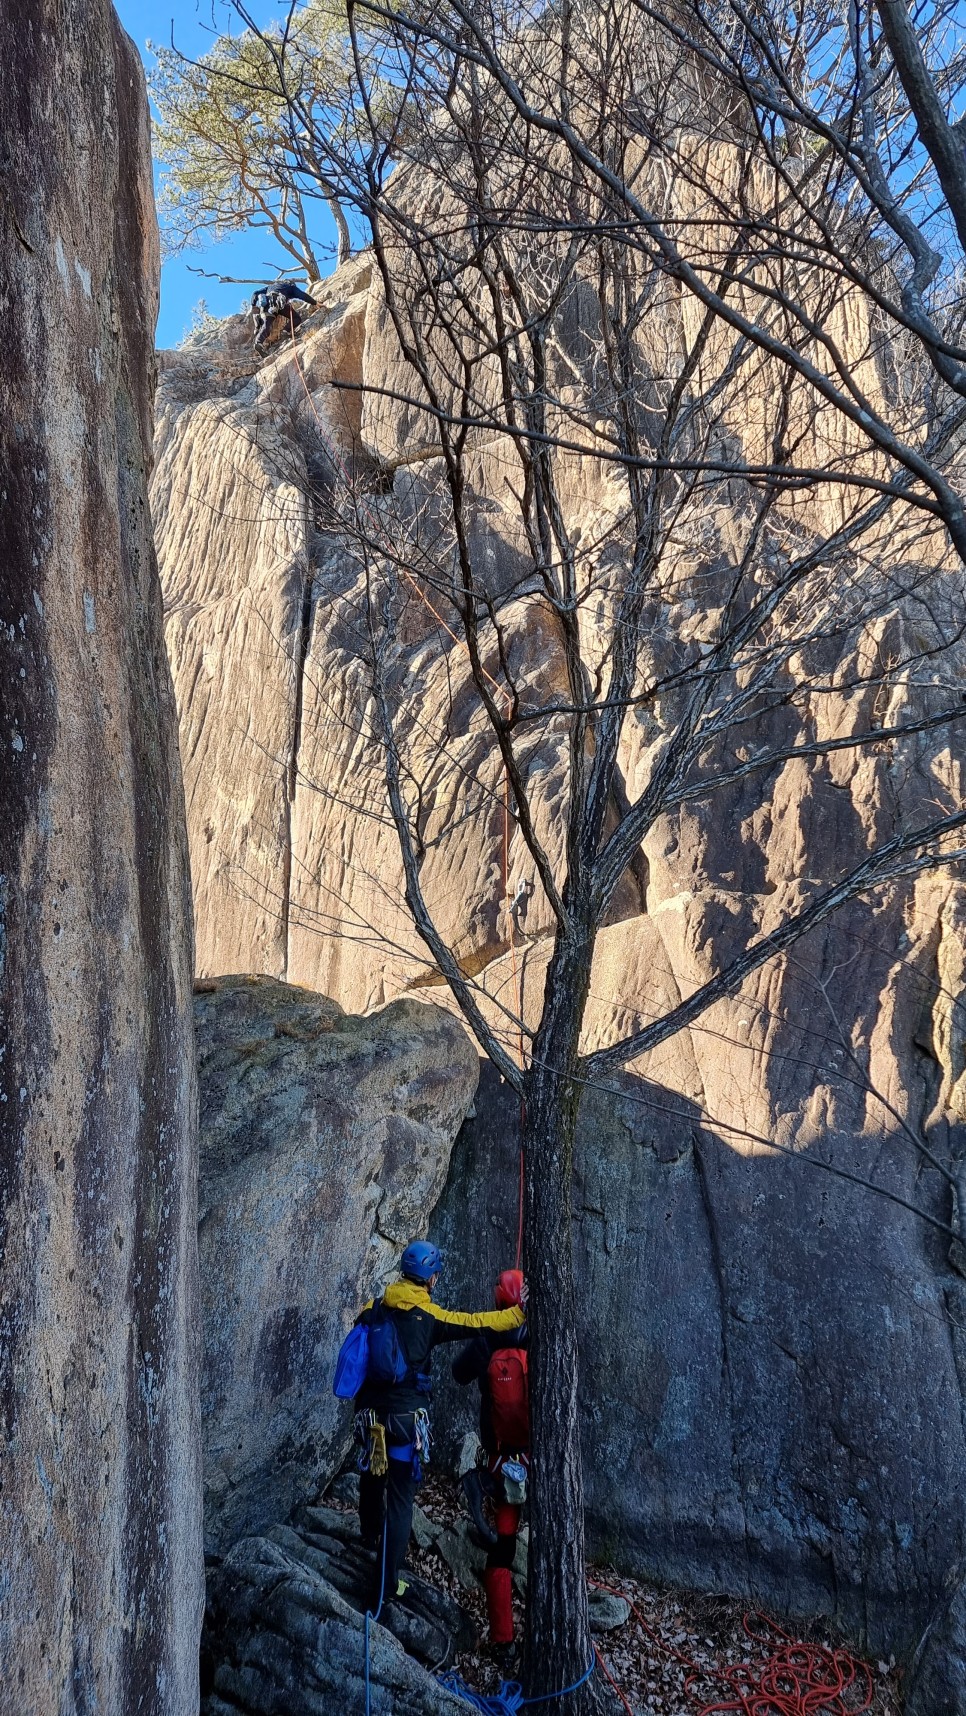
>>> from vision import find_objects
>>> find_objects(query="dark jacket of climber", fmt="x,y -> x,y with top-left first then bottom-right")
250,278 -> 316,310
250,279 -> 315,348
453,1269 -> 529,1660
353,1241 -> 525,1606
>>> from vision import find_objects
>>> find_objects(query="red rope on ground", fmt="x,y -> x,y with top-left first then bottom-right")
589,1581 -> 874,1716
514,1115 -> 526,1271
593,1642 -> 636,1714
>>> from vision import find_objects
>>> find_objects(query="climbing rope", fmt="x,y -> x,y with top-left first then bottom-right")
592,1643 -> 635,1715
589,1579 -> 875,1716
437,1657 -> 595,1712
286,309 -> 529,1259
686,1612 -> 874,1716
363,1525 -> 388,1716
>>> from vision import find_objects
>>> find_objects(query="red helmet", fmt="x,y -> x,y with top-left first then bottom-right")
494,1268 -> 525,1309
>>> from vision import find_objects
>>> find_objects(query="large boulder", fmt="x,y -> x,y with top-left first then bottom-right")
430,1061 -> 966,1658
288,1503 -> 479,1663
202,1527 -> 470,1715
0,4 -> 201,1710
196,976 -> 478,1551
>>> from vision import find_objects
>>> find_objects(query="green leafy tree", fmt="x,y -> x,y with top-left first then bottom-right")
150,1 -> 377,277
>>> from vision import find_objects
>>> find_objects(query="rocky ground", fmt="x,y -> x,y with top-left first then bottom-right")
395,1474 -> 903,1715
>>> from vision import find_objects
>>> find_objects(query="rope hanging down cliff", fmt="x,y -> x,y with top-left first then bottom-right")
278,313 -> 881,1716
285,307 -> 528,1265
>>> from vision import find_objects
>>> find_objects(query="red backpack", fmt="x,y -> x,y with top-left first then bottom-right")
487,1346 -> 529,1450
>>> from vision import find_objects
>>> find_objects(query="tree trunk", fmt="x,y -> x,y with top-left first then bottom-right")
328,196 -> 352,268
522,941 -> 608,1712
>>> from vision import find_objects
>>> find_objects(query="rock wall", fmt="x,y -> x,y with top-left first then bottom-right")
0,6 -> 201,1711
203,1525 -> 469,1716
196,977 -> 478,1551
431,1063 -> 966,1656
155,259 -> 374,991
151,105 -> 966,1667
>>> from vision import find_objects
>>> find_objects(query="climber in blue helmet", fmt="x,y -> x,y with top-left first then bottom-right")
351,1239 -> 526,1610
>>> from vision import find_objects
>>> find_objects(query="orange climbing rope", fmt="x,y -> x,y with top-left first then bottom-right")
285,311 -> 529,1263
589,1579 -> 875,1716
593,1644 -> 635,1715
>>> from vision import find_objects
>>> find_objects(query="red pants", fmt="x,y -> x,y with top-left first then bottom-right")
483,1500 -> 521,1645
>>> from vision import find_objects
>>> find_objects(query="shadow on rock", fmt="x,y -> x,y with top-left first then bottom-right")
202,1508 -> 478,1715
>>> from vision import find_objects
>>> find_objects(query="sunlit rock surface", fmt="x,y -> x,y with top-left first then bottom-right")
153,192 -> 966,1659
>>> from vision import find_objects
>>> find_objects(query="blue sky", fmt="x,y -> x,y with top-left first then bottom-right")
115,0 -> 340,346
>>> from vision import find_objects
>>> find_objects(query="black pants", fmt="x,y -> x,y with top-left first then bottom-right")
253,308 -> 301,349
358,1413 -> 419,1603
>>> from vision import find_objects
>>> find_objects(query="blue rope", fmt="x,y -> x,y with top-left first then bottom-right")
436,1675 -> 526,1714
363,1523 -> 388,1716
437,1658 -> 595,1713
522,1657 -> 596,1704
361,1508 -> 594,1716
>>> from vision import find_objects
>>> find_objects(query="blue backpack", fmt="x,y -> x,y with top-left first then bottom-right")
333,1324 -> 370,1399
332,1302 -> 411,1399
367,1311 -> 411,1386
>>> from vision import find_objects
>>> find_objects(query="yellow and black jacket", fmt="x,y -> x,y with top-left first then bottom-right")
355,1279 -> 525,1416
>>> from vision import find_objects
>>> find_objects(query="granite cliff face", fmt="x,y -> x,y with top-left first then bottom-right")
431,1060 -> 966,1658
152,202 -> 966,1659
195,976 -> 478,1553
0,5 -> 201,1712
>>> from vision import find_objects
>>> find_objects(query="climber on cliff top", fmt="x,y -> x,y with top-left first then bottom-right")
350,1241 -> 526,1610
250,278 -> 316,350
453,1269 -> 529,1672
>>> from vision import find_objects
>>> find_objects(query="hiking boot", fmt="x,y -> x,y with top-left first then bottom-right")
462,1467 -> 497,1547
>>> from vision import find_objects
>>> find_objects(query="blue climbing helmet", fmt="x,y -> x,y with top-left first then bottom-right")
400,1240 -> 442,1283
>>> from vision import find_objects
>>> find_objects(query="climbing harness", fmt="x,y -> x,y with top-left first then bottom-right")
355,1406 -> 431,1482
384,1407 -> 431,1481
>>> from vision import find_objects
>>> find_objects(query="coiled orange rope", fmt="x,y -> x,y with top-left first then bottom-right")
591,1580 -> 875,1716
686,1612 -> 874,1716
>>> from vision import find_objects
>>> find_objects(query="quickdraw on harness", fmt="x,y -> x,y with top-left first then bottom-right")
355,1406 -> 431,1482
355,1409 -> 388,1476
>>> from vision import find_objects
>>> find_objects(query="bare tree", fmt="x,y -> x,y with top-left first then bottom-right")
217,0 -> 966,1704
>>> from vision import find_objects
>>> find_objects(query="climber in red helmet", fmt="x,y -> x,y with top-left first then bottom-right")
452,1268 -> 529,1672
